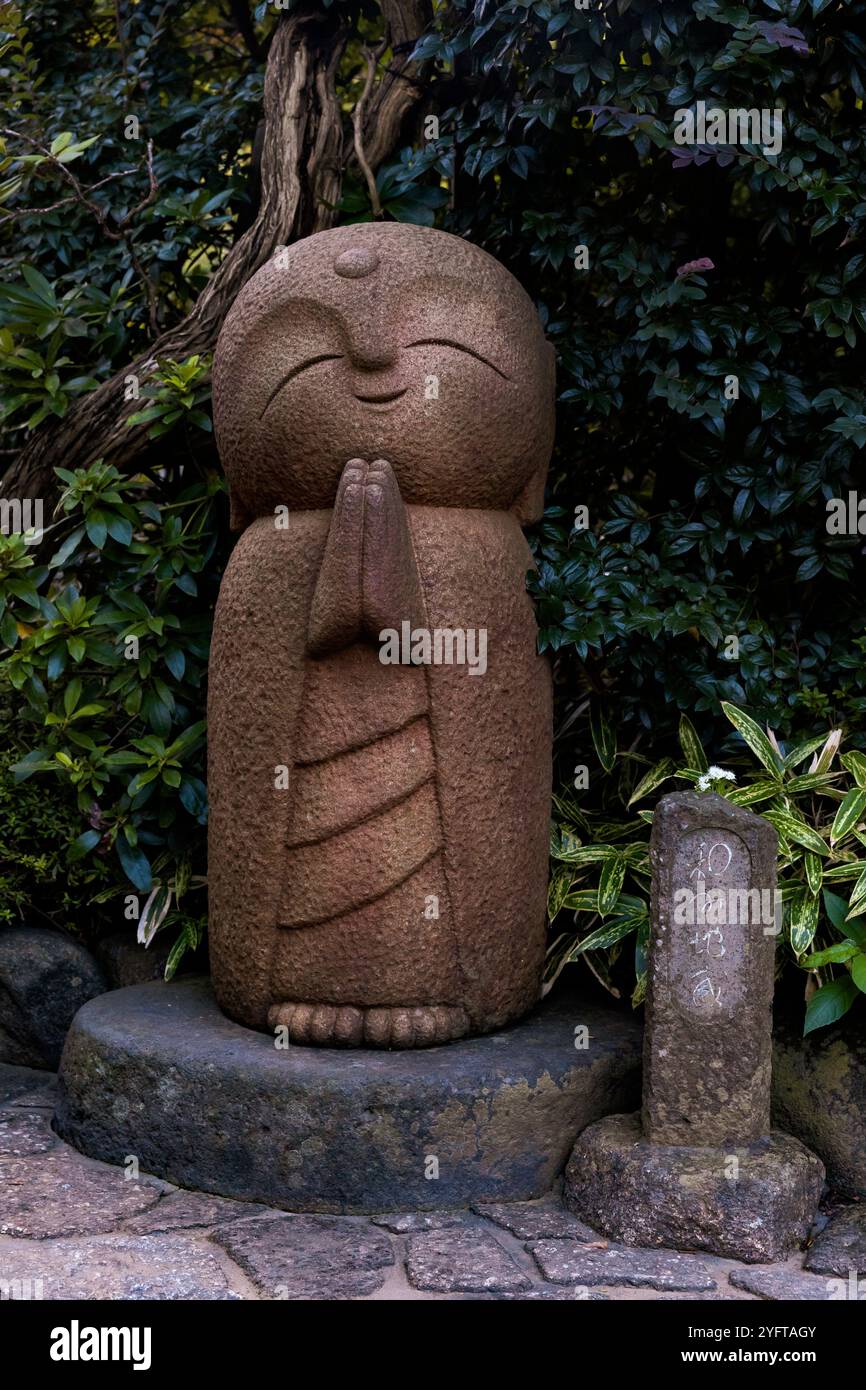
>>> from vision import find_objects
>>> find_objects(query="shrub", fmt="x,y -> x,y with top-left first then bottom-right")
0,457 -> 222,968
400,0 -> 866,742
0,672 -> 110,934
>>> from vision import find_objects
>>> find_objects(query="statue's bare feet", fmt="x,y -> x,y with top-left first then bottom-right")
267,1001 -> 469,1048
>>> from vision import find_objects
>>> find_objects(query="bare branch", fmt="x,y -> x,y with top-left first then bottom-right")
352,43 -> 387,219
0,130 -> 158,243
225,0 -> 264,62
361,0 -> 433,169
117,140 -> 158,231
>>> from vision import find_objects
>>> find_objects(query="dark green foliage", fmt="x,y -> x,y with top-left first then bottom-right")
0,1 -> 263,427
0,1 -> 257,959
0,458 -> 222,951
1,1 -> 864,1006
399,0 -> 866,754
393,0 -> 866,1024
0,676 -> 111,932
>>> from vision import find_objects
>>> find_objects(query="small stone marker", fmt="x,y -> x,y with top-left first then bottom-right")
643,791 -> 777,1146
564,790 -> 825,1263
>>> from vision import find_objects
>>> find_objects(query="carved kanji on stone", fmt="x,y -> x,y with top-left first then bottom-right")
564,791 -> 825,1263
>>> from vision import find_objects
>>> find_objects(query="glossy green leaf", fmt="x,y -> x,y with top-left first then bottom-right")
571,913 -> 641,955
789,888 -> 820,955
801,941 -> 860,969
677,714 -> 708,773
830,788 -> 866,845
115,835 -> 152,893
721,702 -> 784,776
841,751 -> 866,788
627,757 -> 674,807
804,976 -> 858,1035
562,890 -> 601,912
68,828 -> 100,862
598,854 -> 626,914
763,810 -> 828,856
547,865 -> 574,921
804,852 -> 822,897
590,702 -> 617,773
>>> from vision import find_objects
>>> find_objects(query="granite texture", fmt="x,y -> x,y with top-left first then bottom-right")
208,222 -> 555,1045
0,1107 -> 58,1155
405,1227 -> 531,1293
729,1267 -> 839,1301
472,1199 -> 599,1242
530,1240 -> 716,1292
561,793 -> 823,1265
803,1206 -> 866,1277
565,1110 -> 825,1263
643,791 -> 778,1146
0,927 -> 106,1069
0,1148 -> 162,1238
210,1215 -> 395,1300
773,1008 -> 866,1198
0,1232 -> 240,1300
54,975 -> 641,1213
0,1071 -> 839,1304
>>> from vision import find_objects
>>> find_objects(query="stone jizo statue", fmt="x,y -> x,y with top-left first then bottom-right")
208,223 -> 555,1047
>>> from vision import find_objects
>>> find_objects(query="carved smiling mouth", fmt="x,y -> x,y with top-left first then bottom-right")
354,386 -> 408,407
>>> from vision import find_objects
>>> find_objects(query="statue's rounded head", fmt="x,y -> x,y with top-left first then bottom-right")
213,223 -> 555,523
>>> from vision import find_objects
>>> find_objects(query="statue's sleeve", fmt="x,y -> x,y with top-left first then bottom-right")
207,510 -> 328,1027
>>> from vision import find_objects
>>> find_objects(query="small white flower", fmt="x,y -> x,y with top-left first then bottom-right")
697,765 -> 737,792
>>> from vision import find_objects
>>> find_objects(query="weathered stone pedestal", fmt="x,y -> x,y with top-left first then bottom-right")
565,792 -> 824,1263
54,976 -> 640,1214
566,1112 -> 822,1263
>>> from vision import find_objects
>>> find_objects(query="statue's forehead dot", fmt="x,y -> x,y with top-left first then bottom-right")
333,246 -> 380,279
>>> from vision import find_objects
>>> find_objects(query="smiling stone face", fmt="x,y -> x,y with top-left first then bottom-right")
212,223 -> 555,520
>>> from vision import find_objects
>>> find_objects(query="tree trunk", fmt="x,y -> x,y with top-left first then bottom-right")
1,1 -> 431,505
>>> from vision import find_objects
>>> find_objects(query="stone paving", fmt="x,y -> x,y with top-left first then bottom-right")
0,1065 -> 857,1302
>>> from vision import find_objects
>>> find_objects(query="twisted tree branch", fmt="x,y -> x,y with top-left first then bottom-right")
353,42 -> 387,219
1,0 -> 433,504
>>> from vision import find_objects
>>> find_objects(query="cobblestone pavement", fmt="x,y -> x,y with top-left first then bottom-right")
0,1067 -> 840,1302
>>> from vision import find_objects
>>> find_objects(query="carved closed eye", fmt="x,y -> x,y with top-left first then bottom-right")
404,338 -> 509,381
263,353 -> 344,415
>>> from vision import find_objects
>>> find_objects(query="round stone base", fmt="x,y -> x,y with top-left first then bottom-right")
564,1111 -> 824,1263
54,977 -> 641,1214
